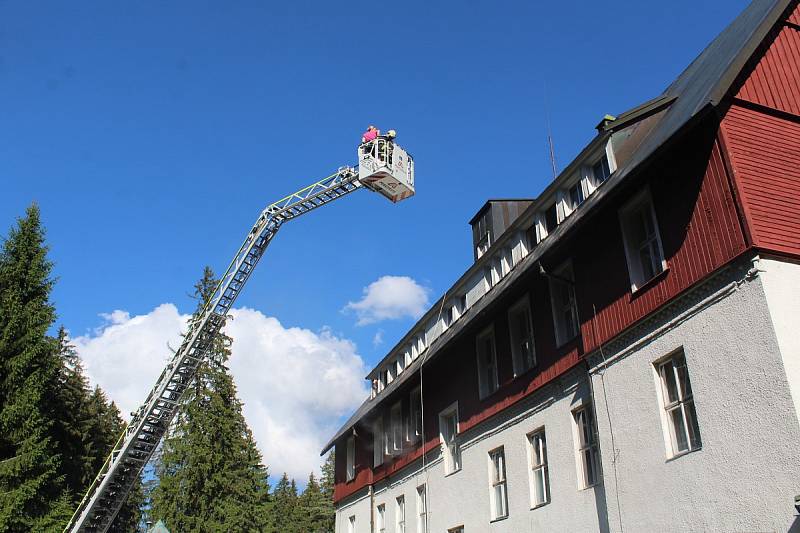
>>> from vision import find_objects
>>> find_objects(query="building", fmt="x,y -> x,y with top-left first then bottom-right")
321,1 -> 800,531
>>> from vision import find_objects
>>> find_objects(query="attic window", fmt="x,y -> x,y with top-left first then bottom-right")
568,182 -> 585,210
474,211 -> 492,259
545,204 -> 558,235
592,155 -> 611,185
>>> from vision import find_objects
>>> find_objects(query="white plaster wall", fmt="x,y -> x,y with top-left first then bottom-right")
759,257 -> 800,428
335,491 -> 371,533
590,267 -> 800,533
342,368 -> 608,533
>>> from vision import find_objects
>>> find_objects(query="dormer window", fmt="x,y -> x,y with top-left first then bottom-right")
474,210 -> 492,259
592,154 -> 611,185
568,182 -> 585,210
544,203 -> 558,235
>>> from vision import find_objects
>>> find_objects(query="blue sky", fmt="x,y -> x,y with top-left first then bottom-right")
1,0 -> 750,478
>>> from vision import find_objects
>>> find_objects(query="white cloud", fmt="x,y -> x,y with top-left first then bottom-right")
73,305 -> 369,482
372,329 -> 384,347
343,275 -> 429,326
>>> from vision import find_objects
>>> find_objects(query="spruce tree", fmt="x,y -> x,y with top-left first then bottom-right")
52,327 -> 92,496
150,267 -> 270,532
297,473 -> 331,533
0,205 -> 72,531
318,452 -> 336,532
270,472 -> 299,533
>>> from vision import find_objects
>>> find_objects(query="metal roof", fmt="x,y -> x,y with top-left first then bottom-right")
321,0 -> 792,456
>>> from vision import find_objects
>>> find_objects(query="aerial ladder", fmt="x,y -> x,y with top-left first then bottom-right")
65,137 -> 415,533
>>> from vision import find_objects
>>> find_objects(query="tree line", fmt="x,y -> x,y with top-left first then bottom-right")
0,205 -> 336,532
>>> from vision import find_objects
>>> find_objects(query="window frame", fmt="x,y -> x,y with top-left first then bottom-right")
348,515 -> 356,533
373,416 -> 385,467
488,446 -> 509,521
548,263 -> 579,347
396,495 -> 406,533
474,210 -> 492,259
527,428 -> 550,508
346,435 -> 355,482
416,484 -> 428,533
508,295 -> 536,376
476,325 -> 500,399
407,386 -> 422,444
654,349 -> 702,458
572,404 -> 601,489
619,188 -> 667,291
439,402 -> 461,475
376,503 -> 386,533
390,401 -> 403,455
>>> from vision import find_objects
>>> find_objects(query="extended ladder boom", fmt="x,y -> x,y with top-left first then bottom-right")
66,154 -> 406,532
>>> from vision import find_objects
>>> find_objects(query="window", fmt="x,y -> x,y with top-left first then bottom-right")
348,515 -> 355,533
377,503 -> 386,533
476,326 -> 499,399
620,191 -> 666,290
549,264 -> 579,347
508,296 -> 536,376
373,417 -> 384,467
448,528 -> 464,533
346,436 -> 355,482
396,495 -> 406,533
459,294 -> 468,316
378,369 -> 388,392
573,405 -> 600,489
568,181 -> 585,210
528,430 -> 549,507
416,485 -> 427,533
371,379 -> 378,399
657,350 -> 701,457
489,447 -> 509,520
474,210 -> 492,259
390,402 -> 403,455
439,404 -> 461,474
407,387 -> 422,443
592,154 -> 611,185
545,203 -> 558,235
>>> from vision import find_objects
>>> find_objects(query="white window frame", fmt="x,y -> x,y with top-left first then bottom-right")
396,355 -> 404,376
488,446 -> 509,521
439,402 -> 461,475
346,435 -> 355,482
548,263 -> 579,347
390,401 -> 403,455
407,386 -> 422,444
619,189 -> 667,291
373,417 -> 385,467
475,210 -> 492,259
508,295 -> 536,376
654,349 -> 701,458
377,503 -> 386,533
572,404 -> 600,489
527,428 -> 550,508
559,177 -> 588,221
396,495 -> 406,533
535,212 -> 548,243
416,484 -> 428,533
476,325 -> 499,399
448,527 -> 465,533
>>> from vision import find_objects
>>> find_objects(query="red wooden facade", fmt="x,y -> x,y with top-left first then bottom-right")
332,1 -> 800,504
722,4 -> 800,257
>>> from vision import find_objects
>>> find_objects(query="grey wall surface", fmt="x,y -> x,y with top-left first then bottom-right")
589,259 -> 800,533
